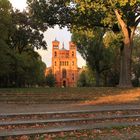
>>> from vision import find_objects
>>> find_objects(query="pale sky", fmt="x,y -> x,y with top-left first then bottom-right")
10,0 -> 86,68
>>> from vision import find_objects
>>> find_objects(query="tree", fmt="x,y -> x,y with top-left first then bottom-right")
45,70 -> 56,87
12,51 -> 46,87
72,0 -> 140,87
77,67 -> 95,87
9,10 -> 47,54
0,0 -> 12,40
76,0 -> 140,87
72,28 -> 115,86
132,27 -> 140,86
0,0 -> 12,87
103,31 -> 121,86
0,0 -> 47,87
29,0 -> 140,87
77,71 -> 88,87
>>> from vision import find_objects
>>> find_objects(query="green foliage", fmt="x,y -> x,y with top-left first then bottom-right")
77,71 -> 87,87
73,28 -> 117,86
67,0 -> 139,30
0,0 -> 47,87
103,31 -> 120,86
77,68 -> 95,87
27,0 -> 72,28
10,10 -> 47,54
0,47 -> 46,87
0,0 -> 12,40
45,71 -> 56,87
132,27 -> 140,87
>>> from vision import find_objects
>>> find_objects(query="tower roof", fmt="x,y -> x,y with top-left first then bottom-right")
61,42 -> 67,50
53,38 -> 59,42
61,47 -> 67,50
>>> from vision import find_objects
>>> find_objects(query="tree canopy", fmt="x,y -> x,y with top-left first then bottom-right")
31,0 -> 140,87
0,0 -> 49,87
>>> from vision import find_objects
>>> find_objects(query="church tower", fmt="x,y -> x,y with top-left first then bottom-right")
52,39 -> 61,86
69,42 -> 78,86
51,39 -> 78,87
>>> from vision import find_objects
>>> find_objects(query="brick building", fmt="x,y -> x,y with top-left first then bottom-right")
46,39 -> 78,87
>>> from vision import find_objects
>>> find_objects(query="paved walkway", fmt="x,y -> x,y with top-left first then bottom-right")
0,103 -> 140,114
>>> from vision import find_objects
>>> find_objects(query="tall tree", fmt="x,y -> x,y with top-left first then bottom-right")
132,27 -> 140,86
45,70 -> 56,87
72,28 -> 117,86
0,0 -> 12,87
72,27 -> 118,86
77,67 -> 95,87
0,0 -> 12,40
71,0 -> 140,87
9,10 -> 47,54
0,0 -> 48,87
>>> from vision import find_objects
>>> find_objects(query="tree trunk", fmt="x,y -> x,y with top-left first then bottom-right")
103,73 -> 108,87
118,42 -> 132,87
114,10 -> 134,88
95,71 -> 100,87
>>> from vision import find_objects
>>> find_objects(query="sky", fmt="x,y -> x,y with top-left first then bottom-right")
10,0 -> 86,68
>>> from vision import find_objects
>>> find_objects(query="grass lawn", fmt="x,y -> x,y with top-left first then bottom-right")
0,87 -> 140,105
0,87 -> 139,94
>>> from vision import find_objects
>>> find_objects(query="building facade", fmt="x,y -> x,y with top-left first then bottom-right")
51,39 -> 78,87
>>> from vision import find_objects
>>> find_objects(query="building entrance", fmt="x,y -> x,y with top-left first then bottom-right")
63,80 -> 66,87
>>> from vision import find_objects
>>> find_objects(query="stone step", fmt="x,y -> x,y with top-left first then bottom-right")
0,106 -> 140,117
0,121 -> 140,137
0,114 -> 140,126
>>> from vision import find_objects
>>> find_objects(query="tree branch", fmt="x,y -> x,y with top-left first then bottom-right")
135,16 -> 140,27
114,9 -> 130,45
114,10 -> 127,33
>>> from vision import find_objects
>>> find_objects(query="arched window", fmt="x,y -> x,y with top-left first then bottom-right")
72,61 -> 74,66
72,51 -> 74,57
72,73 -> 74,80
54,52 -> 57,57
55,61 -> 57,66
62,69 -> 67,78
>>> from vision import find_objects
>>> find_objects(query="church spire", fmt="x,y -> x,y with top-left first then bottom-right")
54,37 -> 59,42
62,42 -> 65,49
